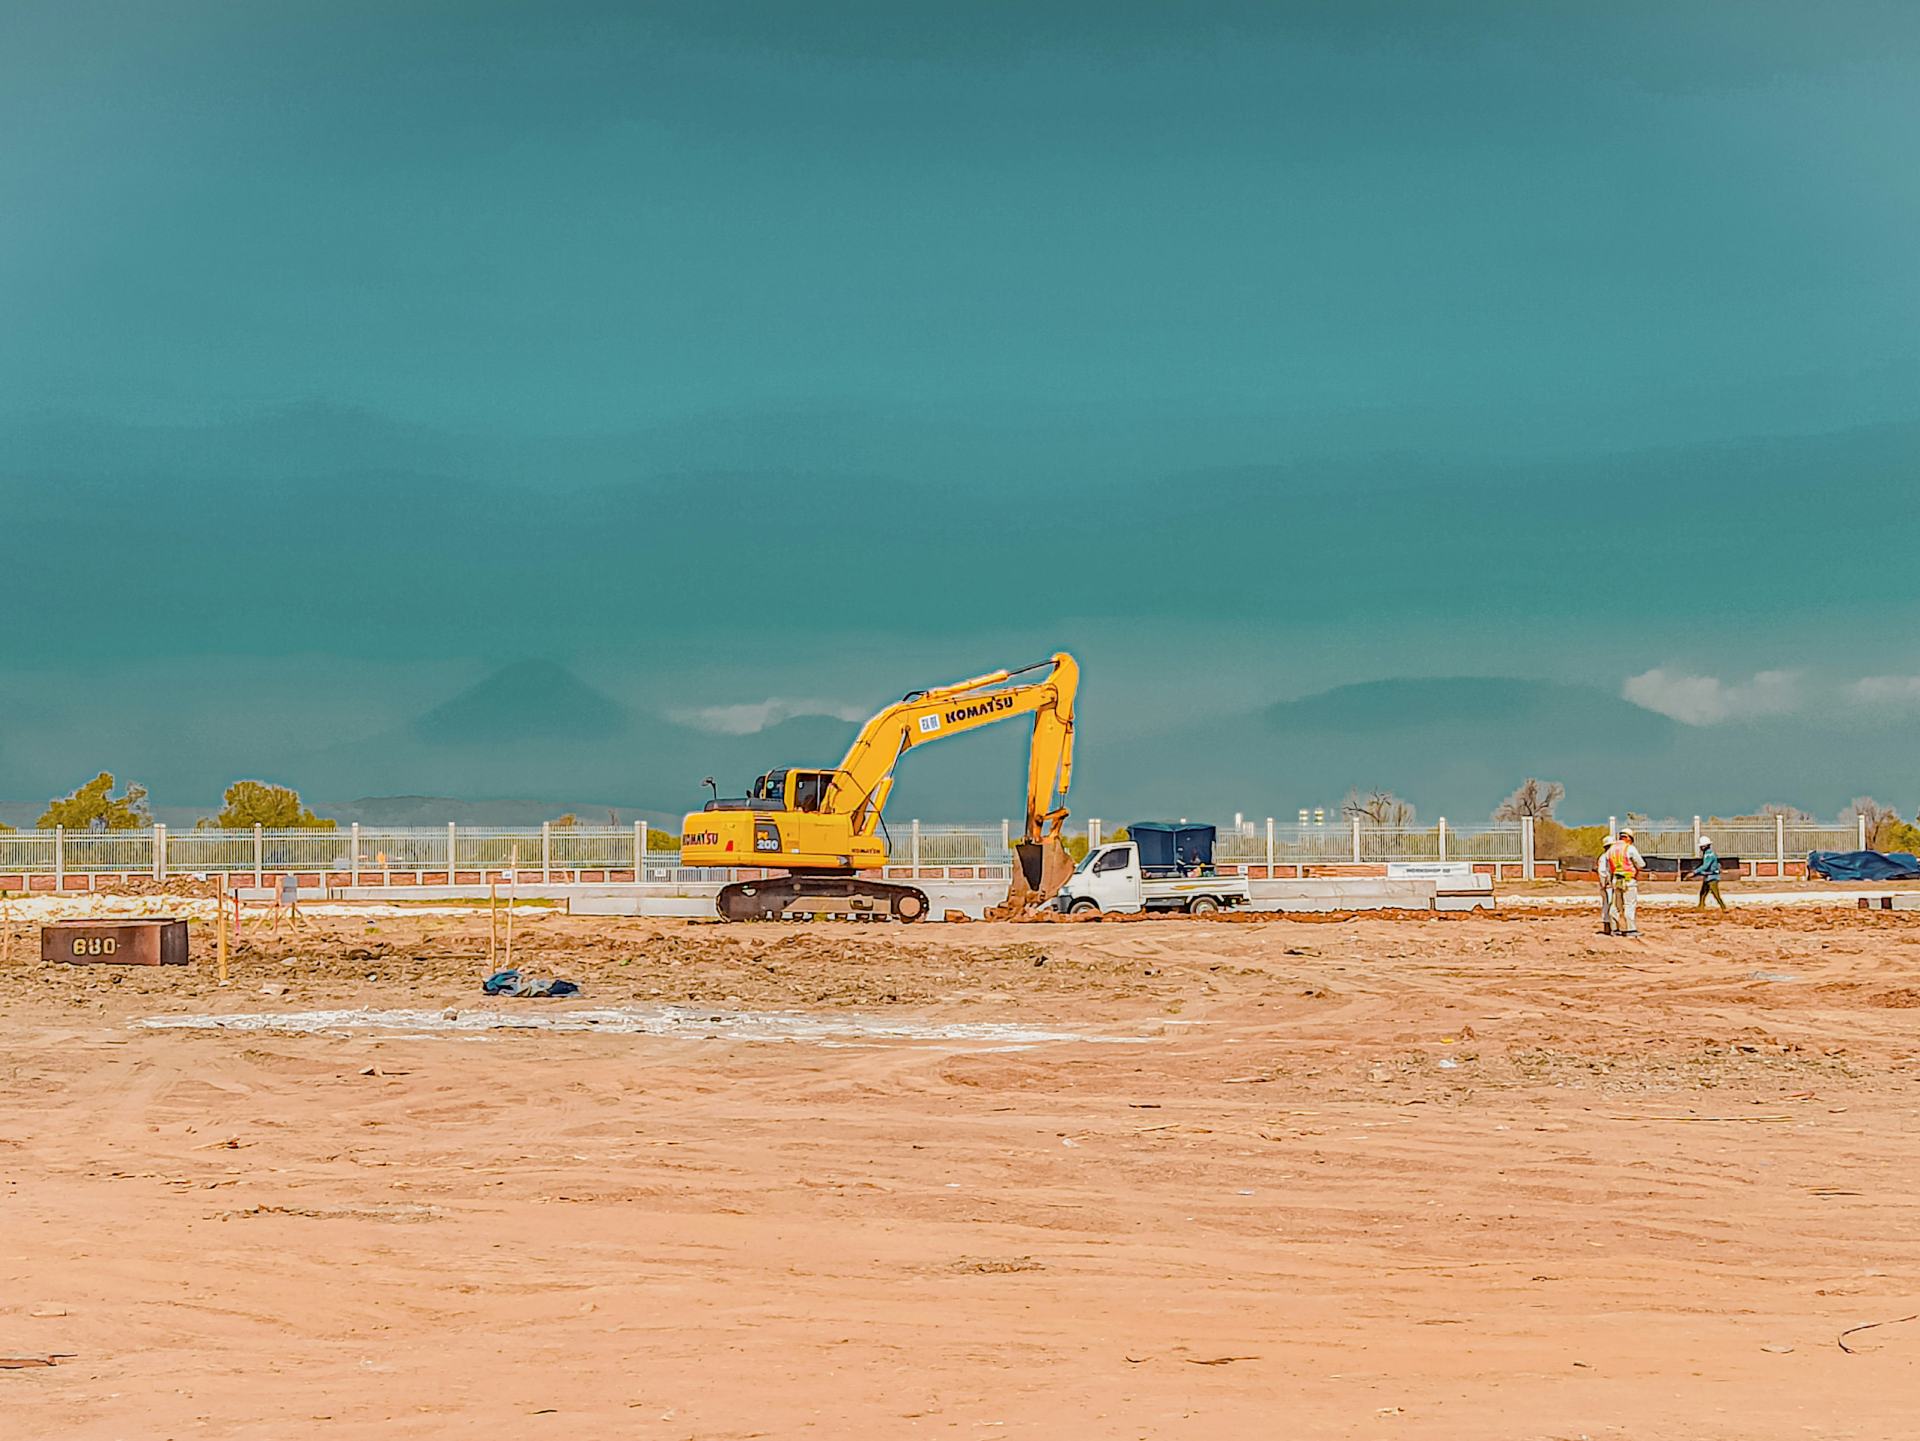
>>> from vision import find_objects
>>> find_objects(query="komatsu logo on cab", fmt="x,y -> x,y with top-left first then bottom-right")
944,694 -> 1015,725
683,830 -> 719,847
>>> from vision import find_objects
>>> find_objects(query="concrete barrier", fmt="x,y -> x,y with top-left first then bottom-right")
1858,894 -> 1920,911
567,879 -> 1009,921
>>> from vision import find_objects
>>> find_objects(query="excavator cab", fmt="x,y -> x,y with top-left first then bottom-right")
703,769 -> 834,814
704,769 -> 804,812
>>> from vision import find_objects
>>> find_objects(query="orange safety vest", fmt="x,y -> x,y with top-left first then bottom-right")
1606,841 -> 1636,878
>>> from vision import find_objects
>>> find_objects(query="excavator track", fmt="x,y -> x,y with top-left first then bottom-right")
716,875 -> 930,923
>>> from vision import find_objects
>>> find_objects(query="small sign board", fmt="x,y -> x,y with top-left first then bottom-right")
41,918 -> 189,966
1386,862 -> 1476,881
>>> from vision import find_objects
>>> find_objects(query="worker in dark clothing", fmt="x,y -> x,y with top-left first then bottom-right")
1691,836 -> 1728,911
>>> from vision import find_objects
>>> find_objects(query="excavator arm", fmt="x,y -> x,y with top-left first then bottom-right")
826,652 -> 1078,850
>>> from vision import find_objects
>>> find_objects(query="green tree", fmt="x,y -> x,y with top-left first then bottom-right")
39,772 -> 151,830
200,780 -> 335,830
1532,817 -> 1610,863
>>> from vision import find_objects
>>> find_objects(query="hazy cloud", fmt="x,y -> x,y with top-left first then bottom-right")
1848,675 -> 1920,708
671,698 -> 873,735
1622,668 -> 1801,725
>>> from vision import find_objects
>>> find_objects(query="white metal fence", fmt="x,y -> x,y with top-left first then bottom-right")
0,813 -> 1873,881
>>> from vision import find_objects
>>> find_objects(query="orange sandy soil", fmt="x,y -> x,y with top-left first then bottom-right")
4,908 -> 1919,1439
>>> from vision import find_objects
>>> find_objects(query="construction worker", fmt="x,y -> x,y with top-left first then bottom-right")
1597,834 -> 1615,934
1605,827 -> 1646,936
1691,835 -> 1728,911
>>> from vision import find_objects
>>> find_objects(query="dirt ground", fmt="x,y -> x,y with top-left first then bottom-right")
4,906 -> 1919,1439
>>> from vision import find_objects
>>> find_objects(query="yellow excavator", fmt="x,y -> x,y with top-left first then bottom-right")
680,653 -> 1079,922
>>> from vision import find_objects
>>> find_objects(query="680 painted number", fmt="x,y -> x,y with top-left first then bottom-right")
71,936 -> 118,956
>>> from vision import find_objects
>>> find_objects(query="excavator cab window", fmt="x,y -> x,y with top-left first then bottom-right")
750,770 -> 789,805
792,771 -> 829,813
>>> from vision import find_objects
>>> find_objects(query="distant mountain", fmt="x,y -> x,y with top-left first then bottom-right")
409,660 -> 627,746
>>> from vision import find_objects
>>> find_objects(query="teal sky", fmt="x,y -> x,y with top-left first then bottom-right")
3,2 -> 1918,821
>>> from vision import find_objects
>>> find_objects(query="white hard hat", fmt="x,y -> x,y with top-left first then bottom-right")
1698,835 -> 1711,850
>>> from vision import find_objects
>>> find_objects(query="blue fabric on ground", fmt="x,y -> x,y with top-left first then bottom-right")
1807,850 -> 1920,881
481,970 -> 581,997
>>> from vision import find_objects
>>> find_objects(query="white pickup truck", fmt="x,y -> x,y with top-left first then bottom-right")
1053,841 -> 1253,916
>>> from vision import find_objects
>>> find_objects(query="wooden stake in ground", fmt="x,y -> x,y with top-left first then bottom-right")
216,874 -> 229,985
505,846 -> 518,970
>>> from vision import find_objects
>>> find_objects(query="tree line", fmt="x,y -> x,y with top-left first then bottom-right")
8,773 -> 332,832
2,774 -> 674,844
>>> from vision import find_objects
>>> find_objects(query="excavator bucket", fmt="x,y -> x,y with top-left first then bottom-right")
990,838 -> 1076,919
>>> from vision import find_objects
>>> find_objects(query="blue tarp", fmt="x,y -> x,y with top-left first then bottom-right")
1807,850 -> 1920,881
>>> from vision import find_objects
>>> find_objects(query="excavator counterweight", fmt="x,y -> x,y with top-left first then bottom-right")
682,653 -> 1079,921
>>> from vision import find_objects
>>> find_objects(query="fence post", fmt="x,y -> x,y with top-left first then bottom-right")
1859,812 -> 1869,850
55,825 -> 64,888
153,823 -> 166,881
1089,818 -> 1101,849
1608,815 -> 1617,840
1775,813 -> 1785,875
634,820 -> 644,878
1522,815 -> 1535,880
1438,817 -> 1448,862
253,823 -> 263,887
541,821 -> 552,883
1265,817 -> 1275,872
448,822 -> 457,880
351,822 -> 361,886
1351,816 -> 1362,863
1692,814 -> 1701,851
1000,818 -> 1010,856
910,818 -> 920,875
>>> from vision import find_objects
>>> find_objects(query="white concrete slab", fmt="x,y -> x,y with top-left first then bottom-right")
1245,878 -> 1439,912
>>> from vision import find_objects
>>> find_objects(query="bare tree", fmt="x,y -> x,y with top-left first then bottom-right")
1841,797 -> 1901,849
1492,779 -> 1564,823
1342,788 -> 1416,828
1754,803 -> 1815,824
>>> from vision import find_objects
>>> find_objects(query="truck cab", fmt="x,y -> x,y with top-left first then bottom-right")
1054,824 -> 1251,915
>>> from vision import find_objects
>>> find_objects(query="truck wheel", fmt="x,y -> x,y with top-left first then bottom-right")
1188,896 -> 1220,916
1070,899 -> 1101,915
